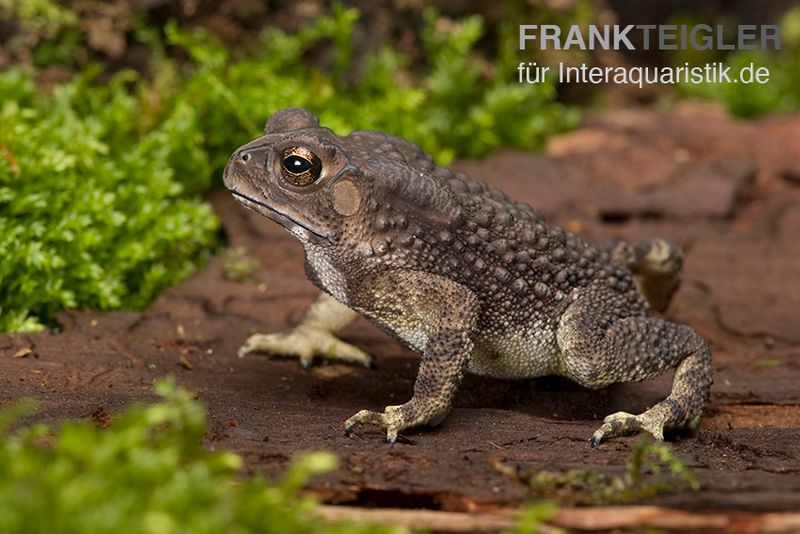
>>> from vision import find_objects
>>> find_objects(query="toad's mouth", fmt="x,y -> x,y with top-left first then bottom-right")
230,190 -> 330,240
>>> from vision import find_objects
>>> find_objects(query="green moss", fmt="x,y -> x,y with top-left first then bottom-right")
0,378 -> 403,533
0,68 -> 219,332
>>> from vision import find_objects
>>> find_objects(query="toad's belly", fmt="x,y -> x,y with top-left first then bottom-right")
468,322 -> 562,379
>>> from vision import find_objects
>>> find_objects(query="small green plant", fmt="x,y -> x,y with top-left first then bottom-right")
679,7 -> 800,118
0,0 -> 85,68
0,378 -> 402,533
496,438 -> 699,506
0,0 -> 77,31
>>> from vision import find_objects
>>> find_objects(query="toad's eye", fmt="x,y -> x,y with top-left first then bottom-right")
280,147 -> 321,186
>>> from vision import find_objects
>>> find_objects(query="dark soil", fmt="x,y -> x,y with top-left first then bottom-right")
2,103 -> 799,517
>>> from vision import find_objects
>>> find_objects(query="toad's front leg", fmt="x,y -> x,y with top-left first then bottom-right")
344,271 -> 478,442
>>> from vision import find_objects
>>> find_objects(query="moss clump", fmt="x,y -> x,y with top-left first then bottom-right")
0,378 -> 402,533
0,68 -> 219,332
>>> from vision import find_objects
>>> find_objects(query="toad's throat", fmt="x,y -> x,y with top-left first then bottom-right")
230,190 -> 330,240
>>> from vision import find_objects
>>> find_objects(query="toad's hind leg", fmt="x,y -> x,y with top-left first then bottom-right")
556,284 -> 712,446
239,292 -> 371,368
601,238 -> 684,312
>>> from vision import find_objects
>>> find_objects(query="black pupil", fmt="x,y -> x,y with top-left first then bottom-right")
284,155 -> 311,174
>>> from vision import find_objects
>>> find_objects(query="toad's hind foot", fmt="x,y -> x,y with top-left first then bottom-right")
589,397 -> 703,447
590,410 -> 663,447
238,327 -> 372,368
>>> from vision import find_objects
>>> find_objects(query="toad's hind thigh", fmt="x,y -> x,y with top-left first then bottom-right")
556,283 -> 712,443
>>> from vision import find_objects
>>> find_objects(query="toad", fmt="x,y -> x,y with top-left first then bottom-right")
223,107 -> 712,446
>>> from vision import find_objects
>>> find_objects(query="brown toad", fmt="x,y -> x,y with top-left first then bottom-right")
223,107 -> 712,446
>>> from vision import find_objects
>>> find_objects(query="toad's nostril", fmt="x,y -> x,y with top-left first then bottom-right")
241,153 -> 251,162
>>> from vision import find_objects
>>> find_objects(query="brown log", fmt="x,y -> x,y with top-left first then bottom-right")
315,505 -> 800,532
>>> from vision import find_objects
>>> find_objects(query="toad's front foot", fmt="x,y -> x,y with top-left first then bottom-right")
344,400 -> 449,443
238,327 -> 372,368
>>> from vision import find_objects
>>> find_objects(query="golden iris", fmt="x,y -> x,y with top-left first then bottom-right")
280,147 -> 321,186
